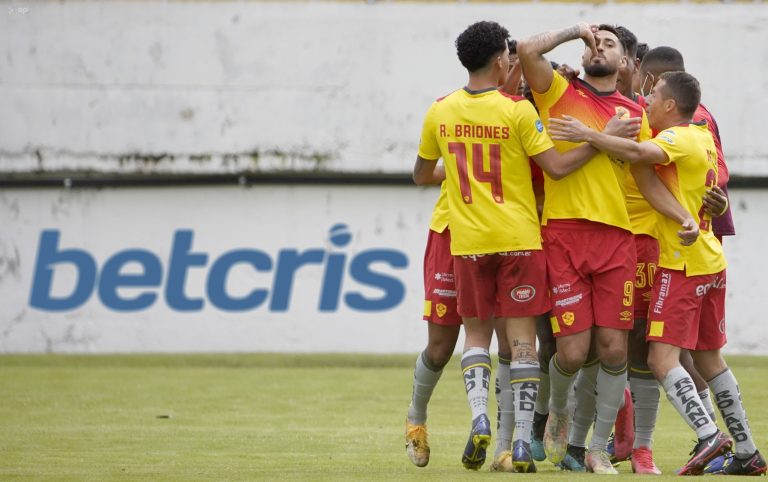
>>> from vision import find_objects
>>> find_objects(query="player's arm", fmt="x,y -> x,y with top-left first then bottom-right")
412,156 -> 445,185
499,59 -> 522,96
517,23 -> 597,94
549,115 -> 668,164
532,113 -> 641,179
631,163 -> 699,246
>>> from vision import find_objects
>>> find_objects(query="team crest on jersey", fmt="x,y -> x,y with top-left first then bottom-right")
510,285 -> 535,302
615,107 -> 629,119
562,311 -> 575,326
535,120 -> 544,133
436,303 -> 447,318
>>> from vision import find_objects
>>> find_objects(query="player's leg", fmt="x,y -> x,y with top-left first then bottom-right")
491,319 -> 514,472
455,254 -> 498,470
586,229 -> 635,475
406,228 -> 461,467
531,314 -> 554,462
680,350 -> 717,422
646,269 -> 731,475
541,223 -> 593,465
563,349 -> 598,472
494,250 -> 549,473
628,317 -> 661,474
406,322 -> 460,466
693,271 -> 766,475
627,234 -> 660,473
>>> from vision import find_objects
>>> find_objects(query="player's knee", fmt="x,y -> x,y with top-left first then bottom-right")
598,345 -> 627,366
555,347 -> 588,373
425,344 -> 453,370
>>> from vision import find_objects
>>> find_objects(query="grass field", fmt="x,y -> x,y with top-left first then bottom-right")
1,354 -> 766,480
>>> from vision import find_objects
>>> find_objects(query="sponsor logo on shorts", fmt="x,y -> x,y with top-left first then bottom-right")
551,283 -> 571,295
434,272 -> 455,283
562,311 -> 575,326
436,303 -> 447,318
510,285 -> 536,302
696,277 -> 725,297
620,310 -> 632,322
719,318 -> 726,334
652,271 -> 672,315
554,293 -> 582,307
461,254 -> 488,261
432,288 -> 457,298
498,251 -> 532,257
642,291 -> 652,302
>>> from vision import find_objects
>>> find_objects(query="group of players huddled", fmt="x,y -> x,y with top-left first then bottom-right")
405,21 -> 765,475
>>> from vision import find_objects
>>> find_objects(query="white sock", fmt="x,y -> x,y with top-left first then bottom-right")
629,368 -> 660,449
709,369 -> 757,457
569,360 -> 599,448
407,351 -> 443,425
511,361 -> 540,444
549,353 -> 578,415
590,362 -> 627,452
462,347 -> 492,421
698,388 -> 717,424
495,354 -> 513,457
661,366 -> 717,440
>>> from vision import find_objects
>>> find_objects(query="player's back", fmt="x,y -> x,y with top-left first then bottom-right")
425,87 -> 553,255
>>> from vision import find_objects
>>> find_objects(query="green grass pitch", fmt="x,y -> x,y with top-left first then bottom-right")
0,354 -> 766,480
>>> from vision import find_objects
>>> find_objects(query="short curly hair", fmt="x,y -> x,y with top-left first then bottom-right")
455,21 -> 510,72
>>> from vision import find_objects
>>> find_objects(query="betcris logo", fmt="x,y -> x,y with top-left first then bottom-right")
29,224 -> 408,313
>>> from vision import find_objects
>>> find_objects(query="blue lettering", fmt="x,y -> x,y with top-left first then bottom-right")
165,230 -> 208,311
98,250 -> 162,311
319,253 -> 345,311
270,249 -> 325,311
345,250 -> 408,311
207,250 -> 271,311
29,230 -> 96,311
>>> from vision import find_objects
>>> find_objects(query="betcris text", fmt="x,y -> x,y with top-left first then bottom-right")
29,224 -> 408,313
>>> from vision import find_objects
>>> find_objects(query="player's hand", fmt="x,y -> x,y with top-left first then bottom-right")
603,113 -> 641,139
677,218 -> 700,246
702,185 -> 729,217
548,115 -> 591,143
557,63 -> 581,81
577,23 -> 599,58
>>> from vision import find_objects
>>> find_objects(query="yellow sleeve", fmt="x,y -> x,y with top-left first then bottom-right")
531,70 -> 569,111
648,128 -> 683,166
515,100 -> 555,157
638,111 -> 652,142
417,103 -> 441,161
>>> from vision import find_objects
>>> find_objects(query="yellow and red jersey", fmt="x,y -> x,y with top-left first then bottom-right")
649,122 -> 727,276
419,87 -> 553,255
533,71 -> 651,231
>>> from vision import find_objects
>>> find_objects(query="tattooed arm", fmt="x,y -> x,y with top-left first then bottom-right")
517,23 -> 598,94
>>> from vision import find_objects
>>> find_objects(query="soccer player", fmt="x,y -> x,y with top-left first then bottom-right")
548,70 -> 766,476
413,20 -> 631,472
516,23 -> 652,474
405,41 -> 524,470
404,181 -> 461,468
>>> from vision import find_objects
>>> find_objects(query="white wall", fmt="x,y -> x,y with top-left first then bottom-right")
0,185 -> 766,354
2,2 -> 767,176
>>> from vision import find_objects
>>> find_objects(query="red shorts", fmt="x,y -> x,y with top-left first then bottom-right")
454,250 -> 550,320
646,268 -> 727,350
634,234 -> 660,320
543,220 -> 636,337
422,229 -> 461,326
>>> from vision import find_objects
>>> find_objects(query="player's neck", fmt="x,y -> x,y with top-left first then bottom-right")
466,72 -> 499,92
656,114 -> 693,131
583,74 -> 618,93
